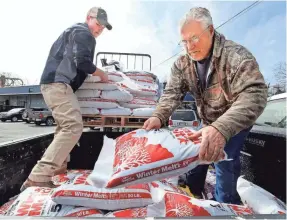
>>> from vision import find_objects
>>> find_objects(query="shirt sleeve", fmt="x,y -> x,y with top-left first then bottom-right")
72,31 -> 97,74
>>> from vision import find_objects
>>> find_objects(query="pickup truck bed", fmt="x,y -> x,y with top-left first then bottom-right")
0,130 -> 285,219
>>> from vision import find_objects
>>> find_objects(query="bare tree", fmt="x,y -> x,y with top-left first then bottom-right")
273,62 -> 286,91
0,72 -> 24,87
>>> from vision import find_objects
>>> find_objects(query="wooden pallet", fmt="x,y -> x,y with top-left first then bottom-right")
82,114 -> 149,128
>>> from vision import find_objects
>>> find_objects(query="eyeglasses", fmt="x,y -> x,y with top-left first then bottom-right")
178,25 -> 211,47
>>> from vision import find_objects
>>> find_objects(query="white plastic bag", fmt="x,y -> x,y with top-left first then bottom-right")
75,89 -> 101,98
100,89 -> 133,102
87,136 -> 115,188
101,107 -> 132,116
80,107 -> 100,115
105,128 -> 227,188
149,191 -> 254,217
237,176 -> 286,214
78,98 -> 119,109
132,108 -> 155,117
5,187 -> 103,217
120,98 -> 156,109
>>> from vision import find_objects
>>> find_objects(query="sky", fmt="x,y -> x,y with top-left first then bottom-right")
0,0 -> 285,85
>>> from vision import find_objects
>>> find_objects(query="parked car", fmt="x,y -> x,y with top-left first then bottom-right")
32,108 -> 55,126
0,108 -> 25,122
241,92 -> 286,202
168,109 -> 200,130
22,107 -> 49,123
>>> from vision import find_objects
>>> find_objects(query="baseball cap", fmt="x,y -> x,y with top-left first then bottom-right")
87,7 -> 112,30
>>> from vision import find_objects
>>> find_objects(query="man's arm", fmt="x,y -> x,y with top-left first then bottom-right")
72,31 -> 97,74
152,62 -> 187,125
211,55 -> 268,141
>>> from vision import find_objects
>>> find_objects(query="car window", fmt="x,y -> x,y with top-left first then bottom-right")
171,111 -> 196,121
255,98 -> 286,128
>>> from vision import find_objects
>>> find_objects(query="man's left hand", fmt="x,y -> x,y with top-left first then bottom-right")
189,126 -> 226,162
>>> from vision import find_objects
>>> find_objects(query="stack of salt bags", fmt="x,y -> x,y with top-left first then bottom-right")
76,65 -> 158,117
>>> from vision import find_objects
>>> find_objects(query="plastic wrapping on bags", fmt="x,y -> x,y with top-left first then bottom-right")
78,98 -> 119,109
100,89 -> 133,102
237,176 -> 286,214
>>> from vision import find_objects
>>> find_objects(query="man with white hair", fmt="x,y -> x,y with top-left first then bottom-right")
20,7 -> 112,191
143,7 -> 267,204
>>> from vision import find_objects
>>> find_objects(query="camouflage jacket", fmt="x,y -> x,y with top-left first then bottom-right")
152,31 -> 268,141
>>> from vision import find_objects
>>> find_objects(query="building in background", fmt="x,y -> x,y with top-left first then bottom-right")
0,85 -> 46,112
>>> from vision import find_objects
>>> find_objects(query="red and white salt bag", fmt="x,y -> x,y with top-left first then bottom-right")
78,98 -> 119,109
125,73 -> 155,82
120,98 -> 156,109
80,82 -> 118,90
132,107 -> 155,117
237,176 -> 286,214
150,181 -> 189,196
105,207 -> 149,217
100,89 -> 133,102
149,191 -> 254,217
105,128 -> 228,188
4,187 -> 103,217
52,169 -> 92,185
0,199 -> 16,216
80,107 -> 100,115
75,89 -> 101,98
51,179 -> 153,211
101,107 -> 132,116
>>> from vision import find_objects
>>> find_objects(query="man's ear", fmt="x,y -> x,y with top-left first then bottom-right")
209,25 -> 215,36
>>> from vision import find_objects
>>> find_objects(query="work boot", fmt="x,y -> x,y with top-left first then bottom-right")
20,179 -> 57,192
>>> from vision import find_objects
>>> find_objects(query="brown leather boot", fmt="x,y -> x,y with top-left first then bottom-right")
20,179 -> 58,192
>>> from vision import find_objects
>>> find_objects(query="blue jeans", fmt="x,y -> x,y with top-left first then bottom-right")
185,127 -> 252,204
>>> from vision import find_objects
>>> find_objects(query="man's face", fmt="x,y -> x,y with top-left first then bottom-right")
86,16 -> 105,38
180,20 -> 214,61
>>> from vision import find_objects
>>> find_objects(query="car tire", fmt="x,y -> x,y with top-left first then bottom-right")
11,116 -> 18,122
45,117 -> 54,126
35,122 -> 41,126
1,119 -> 6,122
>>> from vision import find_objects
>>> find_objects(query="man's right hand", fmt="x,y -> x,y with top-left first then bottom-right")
93,68 -> 109,82
142,117 -> 161,131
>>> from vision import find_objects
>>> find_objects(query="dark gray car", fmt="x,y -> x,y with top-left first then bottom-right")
32,108 -> 55,126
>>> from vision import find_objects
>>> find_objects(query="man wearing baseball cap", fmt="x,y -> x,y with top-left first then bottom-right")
21,7 -> 112,190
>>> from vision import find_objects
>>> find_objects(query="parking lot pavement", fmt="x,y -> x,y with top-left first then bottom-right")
0,121 -> 55,145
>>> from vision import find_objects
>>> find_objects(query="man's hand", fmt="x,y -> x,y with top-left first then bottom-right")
189,126 -> 226,162
93,68 -> 109,82
142,117 -> 161,131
